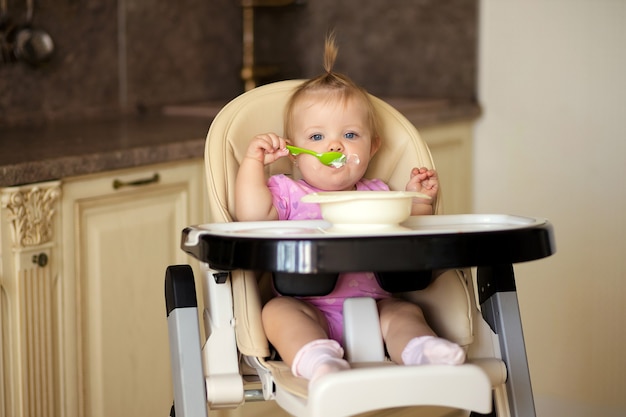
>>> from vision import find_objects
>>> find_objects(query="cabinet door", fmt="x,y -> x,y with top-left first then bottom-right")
60,160 -> 204,417
419,122 -> 474,214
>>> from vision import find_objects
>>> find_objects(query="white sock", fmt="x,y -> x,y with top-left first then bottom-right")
291,339 -> 350,383
401,336 -> 465,365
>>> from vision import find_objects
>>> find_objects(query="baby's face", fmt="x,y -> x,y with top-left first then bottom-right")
290,93 -> 378,191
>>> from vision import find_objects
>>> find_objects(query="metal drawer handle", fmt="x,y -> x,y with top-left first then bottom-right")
113,173 -> 160,189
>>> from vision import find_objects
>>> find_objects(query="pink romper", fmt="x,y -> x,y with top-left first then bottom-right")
268,174 -> 392,344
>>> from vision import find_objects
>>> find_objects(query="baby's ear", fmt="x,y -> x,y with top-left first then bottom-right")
370,136 -> 381,156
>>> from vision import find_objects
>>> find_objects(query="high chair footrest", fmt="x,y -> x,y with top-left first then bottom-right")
276,364 -> 492,417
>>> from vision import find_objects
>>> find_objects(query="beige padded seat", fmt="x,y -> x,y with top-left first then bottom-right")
199,80 -> 507,417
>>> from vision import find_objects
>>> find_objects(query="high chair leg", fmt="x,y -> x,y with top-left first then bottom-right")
165,265 -> 208,417
478,265 -> 536,417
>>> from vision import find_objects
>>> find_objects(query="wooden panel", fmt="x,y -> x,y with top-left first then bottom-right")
419,122 -> 474,215
1,182 -> 61,417
60,160 -> 204,417
19,261 -> 56,417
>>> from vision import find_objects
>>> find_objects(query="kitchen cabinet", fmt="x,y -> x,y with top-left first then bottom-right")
418,121 -> 474,215
60,160 -> 205,417
1,159 -> 205,417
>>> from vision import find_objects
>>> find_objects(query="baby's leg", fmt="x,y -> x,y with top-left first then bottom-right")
262,296 -> 349,382
378,298 -> 465,365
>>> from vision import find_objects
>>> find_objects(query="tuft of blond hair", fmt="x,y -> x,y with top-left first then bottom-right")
284,31 -> 381,147
323,32 -> 338,74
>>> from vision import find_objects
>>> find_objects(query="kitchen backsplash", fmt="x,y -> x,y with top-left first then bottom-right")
0,0 -> 476,127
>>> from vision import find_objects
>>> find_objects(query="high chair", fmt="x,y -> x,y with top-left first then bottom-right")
165,80 -> 555,417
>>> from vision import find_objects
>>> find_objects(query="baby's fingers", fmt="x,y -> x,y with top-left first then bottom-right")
267,147 -> 289,159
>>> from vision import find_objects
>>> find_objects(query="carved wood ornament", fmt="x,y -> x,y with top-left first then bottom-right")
1,184 -> 61,248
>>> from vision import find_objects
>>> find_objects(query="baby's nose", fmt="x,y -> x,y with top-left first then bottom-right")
328,142 -> 344,152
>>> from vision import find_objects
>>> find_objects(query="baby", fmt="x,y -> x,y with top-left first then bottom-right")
235,34 -> 465,385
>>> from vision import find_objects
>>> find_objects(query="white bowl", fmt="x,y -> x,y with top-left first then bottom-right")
301,191 -> 430,232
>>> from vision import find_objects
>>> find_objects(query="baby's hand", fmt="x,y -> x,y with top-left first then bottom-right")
245,133 -> 290,165
406,167 -> 439,202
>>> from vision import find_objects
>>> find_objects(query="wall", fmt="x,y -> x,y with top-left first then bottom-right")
0,0 -> 242,126
254,0 -> 477,99
0,0 -> 477,126
475,1 -> 626,416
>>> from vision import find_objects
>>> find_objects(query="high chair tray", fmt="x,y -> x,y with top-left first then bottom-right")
181,214 -> 555,273
173,214 -> 555,417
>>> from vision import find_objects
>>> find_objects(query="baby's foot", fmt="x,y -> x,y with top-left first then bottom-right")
401,336 -> 465,365
310,357 -> 351,383
292,339 -> 351,384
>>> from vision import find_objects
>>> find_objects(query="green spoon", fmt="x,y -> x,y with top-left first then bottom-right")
285,145 -> 347,167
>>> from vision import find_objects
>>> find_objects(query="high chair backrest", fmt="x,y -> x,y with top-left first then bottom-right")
203,80 -> 471,359
204,79 -> 442,224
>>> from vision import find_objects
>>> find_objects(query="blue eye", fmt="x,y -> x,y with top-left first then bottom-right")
310,133 -> 323,141
345,132 -> 356,139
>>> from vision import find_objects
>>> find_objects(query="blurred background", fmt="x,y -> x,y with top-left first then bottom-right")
475,2 -> 625,416
0,0 -> 476,126
1,1 -> 624,416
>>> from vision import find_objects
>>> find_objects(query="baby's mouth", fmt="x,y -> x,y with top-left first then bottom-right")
329,153 -> 360,169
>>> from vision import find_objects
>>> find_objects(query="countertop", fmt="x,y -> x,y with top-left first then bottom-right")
0,115 -> 211,187
0,99 -> 480,188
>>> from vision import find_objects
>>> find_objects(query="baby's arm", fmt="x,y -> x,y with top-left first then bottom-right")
235,133 -> 290,221
405,167 -> 439,215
